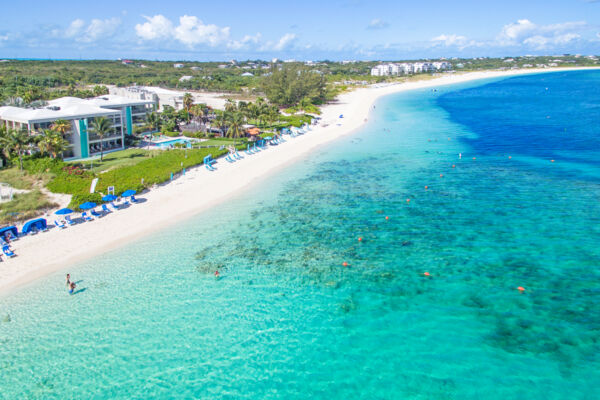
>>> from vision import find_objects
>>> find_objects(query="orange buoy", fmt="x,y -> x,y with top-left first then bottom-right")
385,216 -> 389,220
406,199 -> 410,203
425,185 -> 428,190
551,159 -> 555,163
358,237 -> 363,242
342,262 -> 349,267
452,164 -> 456,168
423,272 -> 431,277
517,286 -> 525,292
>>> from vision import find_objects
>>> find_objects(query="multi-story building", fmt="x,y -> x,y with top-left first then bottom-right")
371,61 -> 452,76
0,95 -> 156,160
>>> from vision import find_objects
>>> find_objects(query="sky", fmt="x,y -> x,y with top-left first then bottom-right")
0,0 -> 599,61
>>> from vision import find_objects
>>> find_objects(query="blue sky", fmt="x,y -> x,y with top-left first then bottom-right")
1,0 -> 599,60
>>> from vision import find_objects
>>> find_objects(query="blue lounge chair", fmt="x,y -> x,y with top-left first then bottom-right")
102,204 -> 112,213
54,220 -> 66,229
65,216 -> 76,225
91,209 -> 102,218
131,195 -> 140,203
110,202 -> 120,211
225,154 -> 235,163
234,151 -> 243,160
3,245 -> 15,258
82,212 -> 93,222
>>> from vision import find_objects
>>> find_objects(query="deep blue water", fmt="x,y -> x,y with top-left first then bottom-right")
0,71 -> 599,399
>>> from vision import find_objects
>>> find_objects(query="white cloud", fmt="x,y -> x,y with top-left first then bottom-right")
135,15 -> 173,40
272,33 -> 297,51
65,19 -> 85,38
228,33 -> 262,50
367,19 -> 389,30
497,19 -> 586,48
82,18 -> 121,42
174,15 -> 230,46
431,34 -> 468,47
135,14 -> 229,47
60,17 -> 120,42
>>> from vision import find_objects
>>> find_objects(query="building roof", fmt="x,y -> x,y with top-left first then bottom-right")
0,94 -> 157,125
0,103 -> 117,124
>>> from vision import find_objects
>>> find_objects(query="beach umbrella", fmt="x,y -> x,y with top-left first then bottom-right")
121,189 -> 136,197
102,194 -> 117,202
79,202 -> 97,210
55,208 -> 73,215
264,136 -> 273,140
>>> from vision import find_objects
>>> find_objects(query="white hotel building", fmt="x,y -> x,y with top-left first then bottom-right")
0,95 -> 156,160
371,61 -> 452,76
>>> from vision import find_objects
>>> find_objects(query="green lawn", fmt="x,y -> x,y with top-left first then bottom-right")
67,149 -> 156,173
0,168 -> 49,190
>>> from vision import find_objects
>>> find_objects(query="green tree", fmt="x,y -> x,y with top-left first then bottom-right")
262,65 -> 326,107
226,112 -> 244,146
51,119 -> 72,136
37,129 -> 69,159
90,116 -> 112,161
0,128 -> 32,170
146,111 -> 161,132
183,92 -> 193,121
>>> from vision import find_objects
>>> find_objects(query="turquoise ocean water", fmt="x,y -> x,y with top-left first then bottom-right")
1,71 -> 599,399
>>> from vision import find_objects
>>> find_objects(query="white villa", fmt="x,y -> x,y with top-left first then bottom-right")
371,61 -> 452,76
0,95 -> 156,160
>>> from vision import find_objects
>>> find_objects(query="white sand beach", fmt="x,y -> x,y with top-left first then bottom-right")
0,67 -> 594,295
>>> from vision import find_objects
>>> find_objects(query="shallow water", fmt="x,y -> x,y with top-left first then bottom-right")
1,71 -> 599,399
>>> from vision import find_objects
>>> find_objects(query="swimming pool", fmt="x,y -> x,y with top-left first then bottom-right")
154,138 -> 192,148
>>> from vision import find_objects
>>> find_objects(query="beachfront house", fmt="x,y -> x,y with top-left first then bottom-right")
0,95 -> 156,160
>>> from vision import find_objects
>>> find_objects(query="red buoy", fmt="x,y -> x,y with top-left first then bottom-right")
508,156 -> 512,159
423,272 -> 431,277
440,174 -> 444,178
517,286 -> 525,292
385,216 -> 389,220
452,164 -> 456,168
472,157 -> 476,160
342,262 -> 349,267
551,159 -> 555,163
425,185 -> 428,190
358,237 -> 363,242
406,199 -> 410,203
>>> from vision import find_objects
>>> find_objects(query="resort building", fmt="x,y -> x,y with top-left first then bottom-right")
0,95 -> 156,160
371,61 -> 452,76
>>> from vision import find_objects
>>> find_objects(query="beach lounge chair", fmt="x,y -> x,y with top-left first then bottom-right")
102,204 -> 112,213
110,202 -> 120,211
3,245 -> 15,258
54,220 -> 67,229
65,216 -> 76,225
233,151 -> 243,160
82,212 -> 93,222
130,195 -> 140,203
225,154 -> 235,163
91,209 -> 102,218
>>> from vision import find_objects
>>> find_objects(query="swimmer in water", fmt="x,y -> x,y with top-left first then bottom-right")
459,152 -> 462,159
66,274 -> 71,289
69,281 -> 76,295
214,270 -> 220,278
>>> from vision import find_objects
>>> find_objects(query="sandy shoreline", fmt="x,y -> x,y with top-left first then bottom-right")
1,67 -> 596,296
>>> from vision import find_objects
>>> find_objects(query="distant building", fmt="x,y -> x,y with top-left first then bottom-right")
241,72 -> 254,77
370,61 -> 450,76
121,59 -> 133,65
0,95 -> 156,160
179,75 -> 193,82
190,66 -> 202,71
173,63 -> 184,68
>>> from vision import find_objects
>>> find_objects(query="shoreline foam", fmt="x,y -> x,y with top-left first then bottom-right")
1,67 -> 597,296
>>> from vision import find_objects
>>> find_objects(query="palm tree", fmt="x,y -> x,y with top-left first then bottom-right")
183,93 -> 193,122
0,129 -> 32,170
51,119 -> 72,137
38,129 -> 69,159
224,98 -> 237,113
146,111 -> 161,133
213,114 -> 227,137
90,117 -> 112,161
226,112 -> 245,146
